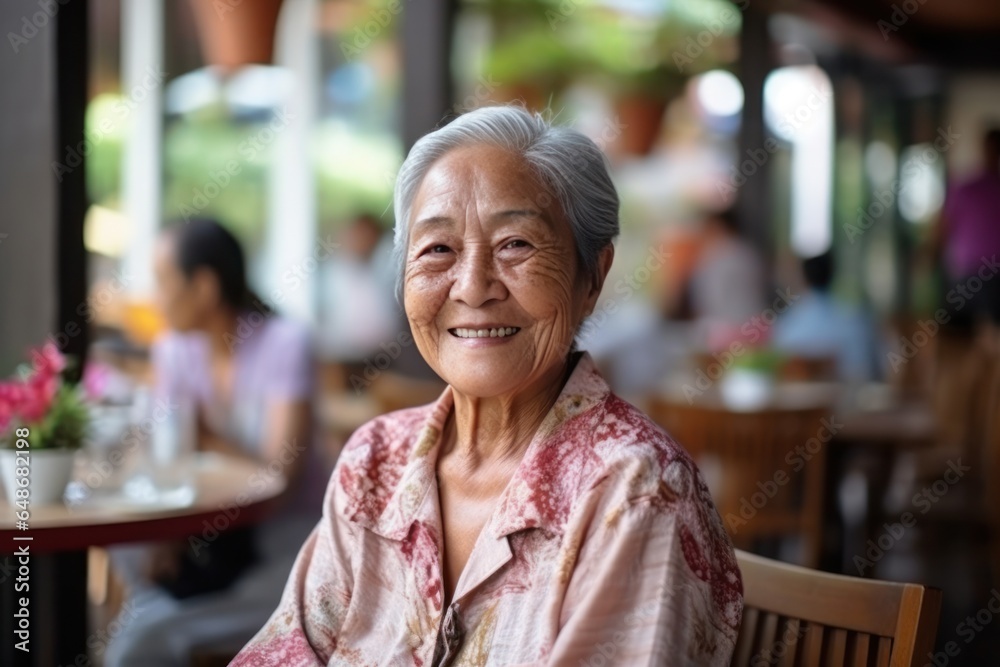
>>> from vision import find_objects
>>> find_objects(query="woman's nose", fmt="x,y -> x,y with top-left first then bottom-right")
449,246 -> 506,308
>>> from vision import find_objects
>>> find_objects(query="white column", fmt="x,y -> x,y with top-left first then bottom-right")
120,0 -> 164,298
263,0 -> 318,322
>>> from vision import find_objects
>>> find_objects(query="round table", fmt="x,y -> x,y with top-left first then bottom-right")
0,453 -> 286,667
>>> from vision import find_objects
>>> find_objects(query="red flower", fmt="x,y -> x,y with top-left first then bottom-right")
0,344 -> 68,434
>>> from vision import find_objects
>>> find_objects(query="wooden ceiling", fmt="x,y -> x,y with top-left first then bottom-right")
805,0 -> 1000,69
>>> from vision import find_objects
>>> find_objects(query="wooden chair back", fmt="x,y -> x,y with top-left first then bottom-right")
978,326 -> 1000,583
733,550 -> 942,667
649,399 -> 830,567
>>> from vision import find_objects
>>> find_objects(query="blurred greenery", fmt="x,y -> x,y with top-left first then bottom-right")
85,98 -> 402,250
477,0 -> 739,99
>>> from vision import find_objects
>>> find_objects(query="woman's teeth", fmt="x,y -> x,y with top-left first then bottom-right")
452,327 -> 520,338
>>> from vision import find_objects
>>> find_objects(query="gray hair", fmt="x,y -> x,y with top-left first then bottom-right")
392,105 -> 620,300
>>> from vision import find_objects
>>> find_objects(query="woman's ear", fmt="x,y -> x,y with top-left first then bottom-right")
582,243 -> 615,317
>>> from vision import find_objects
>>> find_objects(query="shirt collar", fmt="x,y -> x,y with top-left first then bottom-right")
364,351 -> 611,541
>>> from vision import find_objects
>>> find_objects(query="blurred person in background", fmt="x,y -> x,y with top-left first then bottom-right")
231,105 -> 741,666
684,208 -> 766,346
318,212 -> 398,363
931,127 -> 1000,329
105,219 -> 326,666
772,252 -> 880,383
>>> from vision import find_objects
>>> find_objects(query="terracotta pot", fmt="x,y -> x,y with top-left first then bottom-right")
188,0 -> 285,73
614,94 -> 668,156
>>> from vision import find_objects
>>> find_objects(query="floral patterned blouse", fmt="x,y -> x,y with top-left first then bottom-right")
231,352 -> 742,666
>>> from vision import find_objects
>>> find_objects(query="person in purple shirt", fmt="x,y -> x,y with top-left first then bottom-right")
933,127 -> 1000,329
105,219 -> 326,666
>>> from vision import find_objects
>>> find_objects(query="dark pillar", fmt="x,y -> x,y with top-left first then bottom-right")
401,0 -> 456,152
55,0 -> 90,381
736,4 -> 775,266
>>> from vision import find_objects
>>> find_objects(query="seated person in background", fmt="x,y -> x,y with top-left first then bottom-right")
931,127 -> 1000,331
318,212 -> 399,363
232,105 -> 741,666
772,252 -> 879,383
687,208 -> 766,345
105,219 -> 326,666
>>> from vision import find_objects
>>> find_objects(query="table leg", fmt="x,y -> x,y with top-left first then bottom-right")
1,550 -> 88,667
820,445 -> 848,572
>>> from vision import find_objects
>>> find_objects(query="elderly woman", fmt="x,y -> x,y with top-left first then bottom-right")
232,106 -> 742,666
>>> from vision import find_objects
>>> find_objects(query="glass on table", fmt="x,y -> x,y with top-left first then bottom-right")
122,392 -> 197,507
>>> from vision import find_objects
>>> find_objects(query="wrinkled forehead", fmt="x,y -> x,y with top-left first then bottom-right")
409,144 -> 561,229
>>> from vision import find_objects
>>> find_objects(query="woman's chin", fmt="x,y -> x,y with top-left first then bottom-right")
444,372 -> 523,399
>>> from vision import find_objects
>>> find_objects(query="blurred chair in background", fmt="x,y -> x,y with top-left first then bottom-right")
650,399 -> 831,568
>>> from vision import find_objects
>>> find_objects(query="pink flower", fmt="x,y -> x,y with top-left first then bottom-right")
0,344 -> 69,434
0,381 -> 17,433
82,362 -> 110,402
20,373 -> 57,422
29,343 -> 65,380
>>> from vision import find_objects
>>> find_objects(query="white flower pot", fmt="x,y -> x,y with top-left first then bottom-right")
720,368 -> 775,412
0,448 -> 77,505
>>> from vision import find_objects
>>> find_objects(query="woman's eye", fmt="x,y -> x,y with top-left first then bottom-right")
502,239 -> 530,250
426,244 -> 451,254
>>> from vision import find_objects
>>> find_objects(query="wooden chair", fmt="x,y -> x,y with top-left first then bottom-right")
979,326 -> 1000,585
649,399 -> 830,568
734,550 -> 942,667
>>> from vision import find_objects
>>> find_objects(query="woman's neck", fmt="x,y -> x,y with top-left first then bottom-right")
202,307 -> 241,358
444,355 -> 576,470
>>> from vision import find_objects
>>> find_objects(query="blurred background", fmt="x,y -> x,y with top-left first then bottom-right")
2,0 -> 1000,664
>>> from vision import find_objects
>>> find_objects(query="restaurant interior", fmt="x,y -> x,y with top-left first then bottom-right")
2,0 -> 1000,664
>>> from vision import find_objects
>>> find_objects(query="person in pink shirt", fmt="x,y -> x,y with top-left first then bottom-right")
233,105 -> 742,666
935,127 -> 1000,329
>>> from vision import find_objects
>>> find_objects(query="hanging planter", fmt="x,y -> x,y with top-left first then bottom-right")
187,0 -> 286,73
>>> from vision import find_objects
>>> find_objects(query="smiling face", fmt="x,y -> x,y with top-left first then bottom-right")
403,144 -> 612,399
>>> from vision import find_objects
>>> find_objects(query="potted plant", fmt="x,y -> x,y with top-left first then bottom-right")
187,0 -> 285,74
0,344 -> 91,505
720,348 -> 785,412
